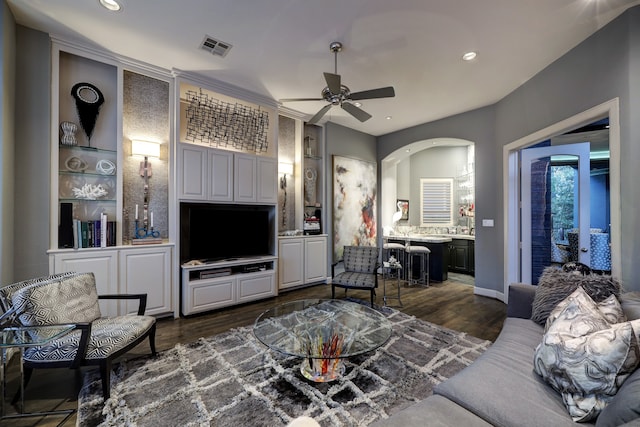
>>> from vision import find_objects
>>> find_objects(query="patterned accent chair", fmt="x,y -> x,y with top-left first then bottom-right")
331,246 -> 380,307
0,272 -> 156,399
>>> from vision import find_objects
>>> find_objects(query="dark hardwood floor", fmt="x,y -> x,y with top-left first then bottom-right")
2,273 -> 506,426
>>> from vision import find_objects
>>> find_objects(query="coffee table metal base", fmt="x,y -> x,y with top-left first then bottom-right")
300,358 -> 345,382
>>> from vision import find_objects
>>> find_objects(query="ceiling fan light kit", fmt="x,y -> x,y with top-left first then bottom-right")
281,41 -> 395,124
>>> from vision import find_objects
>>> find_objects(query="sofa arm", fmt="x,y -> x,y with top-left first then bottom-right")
99,294 -> 148,315
507,283 -> 537,319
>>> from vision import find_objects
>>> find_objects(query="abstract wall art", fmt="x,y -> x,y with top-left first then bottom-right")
332,155 -> 377,260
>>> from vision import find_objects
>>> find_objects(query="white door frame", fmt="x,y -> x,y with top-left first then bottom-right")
521,143 -> 591,283
503,98 -> 620,301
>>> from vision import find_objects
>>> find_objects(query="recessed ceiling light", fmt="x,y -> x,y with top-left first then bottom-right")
462,51 -> 477,61
385,116 -> 392,120
99,0 -> 122,11
353,102 -> 362,107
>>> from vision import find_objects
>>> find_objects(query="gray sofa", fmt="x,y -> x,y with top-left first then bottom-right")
372,283 -> 640,427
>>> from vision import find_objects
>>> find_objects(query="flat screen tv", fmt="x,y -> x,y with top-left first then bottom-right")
180,203 -> 274,263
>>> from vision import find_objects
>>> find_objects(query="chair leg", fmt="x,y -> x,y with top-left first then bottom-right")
370,290 -> 375,307
100,359 -> 112,399
11,366 -> 34,405
332,284 -> 336,299
149,323 -> 157,357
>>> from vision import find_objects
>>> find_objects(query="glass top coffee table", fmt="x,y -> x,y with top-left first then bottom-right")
254,299 -> 392,382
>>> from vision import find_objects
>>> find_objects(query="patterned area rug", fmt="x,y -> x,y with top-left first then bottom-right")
77,306 -> 491,427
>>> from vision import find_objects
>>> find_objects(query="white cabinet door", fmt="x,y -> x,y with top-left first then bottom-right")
304,236 -> 327,283
257,157 -> 278,203
119,246 -> 172,316
183,277 -> 236,315
237,272 -> 275,303
278,238 -> 304,289
208,148 -> 234,201
234,153 -> 257,202
178,144 -> 207,200
51,250 -> 119,316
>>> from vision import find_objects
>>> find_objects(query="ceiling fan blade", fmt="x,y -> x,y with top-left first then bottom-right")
279,98 -> 324,102
349,86 -> 396,100
308,104 -> 333,124
341,102 -> 372,122
323,72 -> 342,94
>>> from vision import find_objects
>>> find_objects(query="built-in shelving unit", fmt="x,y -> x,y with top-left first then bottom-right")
176,79 -> 279,314
48,39 -> 175,318
276,118 -> 328,290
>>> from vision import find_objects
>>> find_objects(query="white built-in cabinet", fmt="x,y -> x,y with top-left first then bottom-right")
181,257 -> 277,315
178,143 -> 277,204
278,235 -> 328,290
48,40 -> 175,318
119,246 -> 172,316
50,245 -> 173,317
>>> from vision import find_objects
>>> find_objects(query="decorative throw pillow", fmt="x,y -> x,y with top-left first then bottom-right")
534,288 -> 640,422
545,291 -> 626,332
12,272 -> 101,326
531,266 -> 621,325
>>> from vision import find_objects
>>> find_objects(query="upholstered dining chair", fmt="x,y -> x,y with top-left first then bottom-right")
331,245 -> 380,307
0,271 -> 156,399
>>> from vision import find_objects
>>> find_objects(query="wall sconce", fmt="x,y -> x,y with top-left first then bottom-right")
131,140 -> 161,240
278,162 -> 294,227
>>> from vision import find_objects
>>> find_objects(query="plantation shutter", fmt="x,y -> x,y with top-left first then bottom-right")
420,178 -> 454,226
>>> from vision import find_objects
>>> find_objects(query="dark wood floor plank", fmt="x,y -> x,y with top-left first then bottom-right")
2,273 -> 506,426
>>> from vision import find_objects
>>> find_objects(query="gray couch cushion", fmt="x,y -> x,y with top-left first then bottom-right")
620,292 -> 640,321
434,318 -> 595,427
369,395 -> 493,427
596,367 -> 640,427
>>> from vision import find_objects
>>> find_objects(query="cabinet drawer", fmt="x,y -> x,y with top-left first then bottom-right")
238,273 -> 275,302
184,278 -> 235,314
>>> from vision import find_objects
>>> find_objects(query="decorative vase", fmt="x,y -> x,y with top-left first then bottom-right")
60,121 -> 78,146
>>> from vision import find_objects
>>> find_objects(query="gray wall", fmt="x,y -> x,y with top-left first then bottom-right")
377,6 -> 640,292
377,107 -> 498,291
325,122 -> 377,263
496,7 -> 638,290
13,26 -> 51,281
1,1 -> 16,285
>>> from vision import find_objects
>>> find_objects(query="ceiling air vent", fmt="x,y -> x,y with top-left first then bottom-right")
200,35 -> 232,57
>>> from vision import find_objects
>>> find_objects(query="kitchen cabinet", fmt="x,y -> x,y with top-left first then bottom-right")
447,238 -> 475,276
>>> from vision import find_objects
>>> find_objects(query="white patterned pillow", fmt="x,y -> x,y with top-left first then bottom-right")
534,287 -> 640,422
545,290 -> 626,332
12,272 -> 101,326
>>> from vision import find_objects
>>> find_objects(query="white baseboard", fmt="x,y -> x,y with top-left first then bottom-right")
473,286 -> 506,303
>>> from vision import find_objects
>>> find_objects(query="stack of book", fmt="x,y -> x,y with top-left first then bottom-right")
72,213 -> 116,248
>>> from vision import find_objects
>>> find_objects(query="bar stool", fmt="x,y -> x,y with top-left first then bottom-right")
405,245 -> 430,286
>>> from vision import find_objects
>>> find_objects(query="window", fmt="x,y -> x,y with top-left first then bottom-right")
420,178 -> 454,226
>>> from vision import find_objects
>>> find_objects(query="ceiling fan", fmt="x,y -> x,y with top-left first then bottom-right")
280,41 -> 395,124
